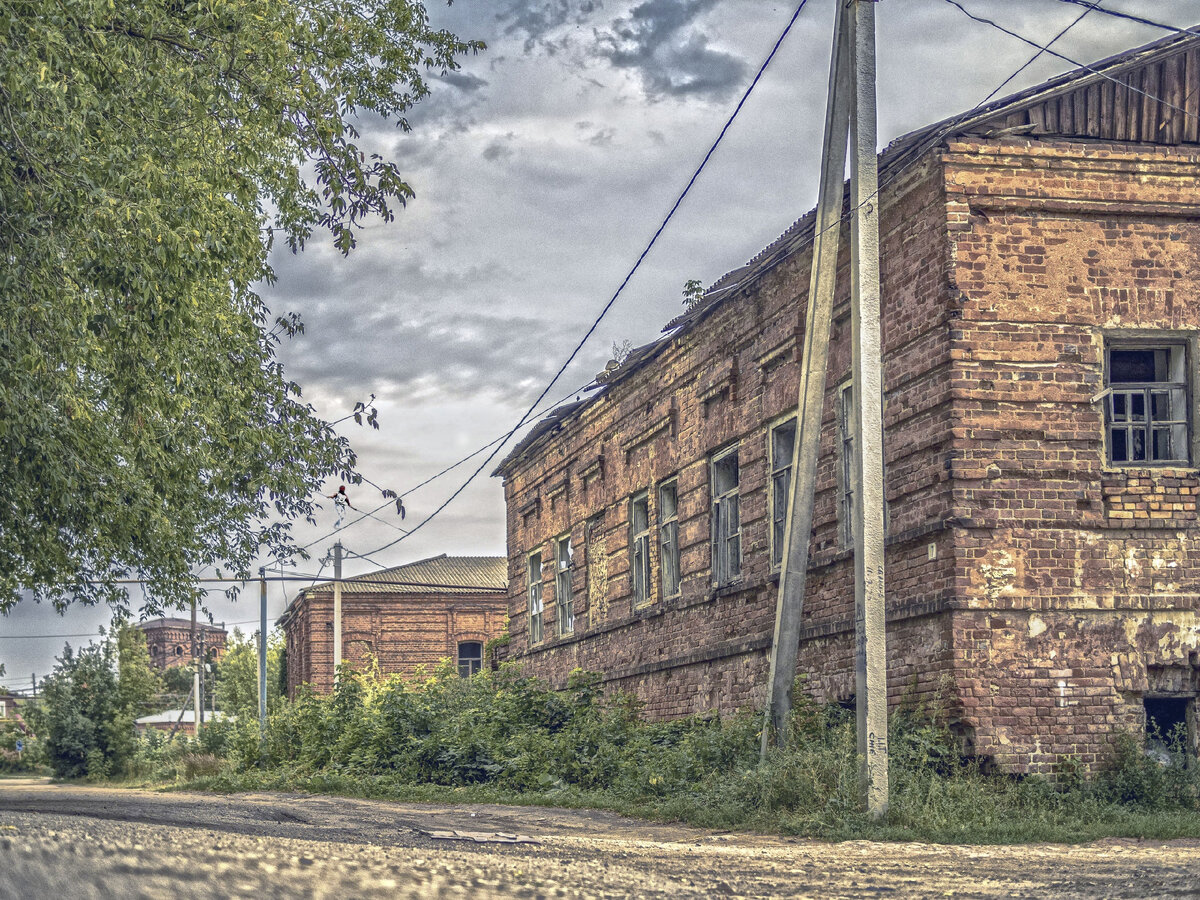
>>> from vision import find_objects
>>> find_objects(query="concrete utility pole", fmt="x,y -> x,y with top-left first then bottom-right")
848,0 -> 889,819
191,599 -> 201,735
760,0 -> 888,819
259,568 -> 268,736
332,541 -> 343,684
198,629 -> 206,726
762,0 -> 852,755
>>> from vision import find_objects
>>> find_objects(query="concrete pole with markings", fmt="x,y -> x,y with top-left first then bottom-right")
259,568 -> 268,736
332,541 -> 343,684
761,0 -> 852,754
848,0 -> 889,819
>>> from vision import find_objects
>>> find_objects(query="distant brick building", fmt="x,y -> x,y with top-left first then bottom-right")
278,554 -> 508,697
493,32 -> 1200,774
136,618 -> 227,671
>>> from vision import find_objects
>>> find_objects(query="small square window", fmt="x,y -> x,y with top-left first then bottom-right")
1105,343 -> 1189,466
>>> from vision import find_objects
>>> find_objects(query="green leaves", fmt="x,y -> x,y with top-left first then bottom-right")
0,1 -> 480,613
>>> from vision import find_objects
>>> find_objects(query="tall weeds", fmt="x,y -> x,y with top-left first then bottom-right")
171,662 -> 1200,842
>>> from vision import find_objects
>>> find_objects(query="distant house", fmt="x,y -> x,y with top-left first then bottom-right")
134,708 -> 230,736
136,618 -> 227,671
0,691 -> 25,725
493,30 -> 1200,775
278,554 -> 508,697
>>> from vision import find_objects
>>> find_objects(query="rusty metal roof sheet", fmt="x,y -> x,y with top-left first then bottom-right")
301,554 -> 507,596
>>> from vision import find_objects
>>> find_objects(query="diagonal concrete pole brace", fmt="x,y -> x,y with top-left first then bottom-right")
761,0 -> 853,755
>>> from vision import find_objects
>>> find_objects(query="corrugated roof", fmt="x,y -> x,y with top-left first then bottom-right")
301,554 -> 507,596
136,618 -> 227,632
493,26 -> 1200,477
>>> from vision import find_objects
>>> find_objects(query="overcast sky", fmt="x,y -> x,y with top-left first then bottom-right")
5,0 -> 1200,688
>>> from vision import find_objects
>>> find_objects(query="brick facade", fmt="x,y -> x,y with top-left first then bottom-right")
278,555 -> 507,697
494,35 -> 1200,774
137,618 -> 227,671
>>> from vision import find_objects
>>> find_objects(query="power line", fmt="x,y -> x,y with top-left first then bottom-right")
978,0 -> 1104,106
1049,0 -> 1200,38
352,0 -> 815,563
944,0 -> 1200,122
278,379 -> 594,561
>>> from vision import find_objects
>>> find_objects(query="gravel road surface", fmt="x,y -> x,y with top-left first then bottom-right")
0,777 -> 1196,898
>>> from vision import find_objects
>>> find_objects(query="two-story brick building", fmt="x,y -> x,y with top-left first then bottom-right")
493,31 -> 1200,774
136,618 -> 227,671
278,554 -> 507,697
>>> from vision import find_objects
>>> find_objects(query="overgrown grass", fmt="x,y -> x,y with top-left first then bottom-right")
149,663 -> 1200,844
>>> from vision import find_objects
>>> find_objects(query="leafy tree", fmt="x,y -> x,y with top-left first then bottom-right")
0,1 -> 482,613
25,625 -> 160,778
213,628 -> 284,717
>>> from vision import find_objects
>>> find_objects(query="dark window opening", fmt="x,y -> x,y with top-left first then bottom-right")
1144,697 -> 1191,761
458,641 -> 483,677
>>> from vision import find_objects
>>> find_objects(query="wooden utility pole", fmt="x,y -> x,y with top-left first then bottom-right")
332,541 -> 343,684
259,568 -> 268,736
848,0 -> 889,819
760,0 -> 888,818
762,0 -> 852,755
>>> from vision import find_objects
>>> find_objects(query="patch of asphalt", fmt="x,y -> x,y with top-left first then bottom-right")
1,780 -> 1199,898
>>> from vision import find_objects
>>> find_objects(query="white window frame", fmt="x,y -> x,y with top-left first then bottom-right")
711,446 -> 741,586
658,479 -> 681,598
838,383 -> 856,549
1104,340 -> 1191,467
554,534 -> 574,634
631,491 -> 652,607
527,551 -> 544,644
769,417 -> 797,569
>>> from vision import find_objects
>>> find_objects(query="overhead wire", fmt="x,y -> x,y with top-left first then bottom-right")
943,0 -> 1200,122
352,0 -> 815,563
1048,0 -> 1200,38
278,378 -> 596,561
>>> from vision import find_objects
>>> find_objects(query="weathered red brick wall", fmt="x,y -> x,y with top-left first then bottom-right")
497,149 -> 959,719
282,592 -> 507,697
944,138 -> 1200,772
140,622 -> 227,671
499,136 -> 1200,774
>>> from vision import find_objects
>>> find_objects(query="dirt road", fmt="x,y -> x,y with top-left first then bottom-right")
0,777 -> 1195,898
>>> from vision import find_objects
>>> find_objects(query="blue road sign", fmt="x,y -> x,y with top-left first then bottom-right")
14,740 -> 23,753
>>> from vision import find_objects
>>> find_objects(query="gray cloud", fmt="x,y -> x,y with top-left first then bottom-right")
498,0 -> 605,53
596,0 -> 747,101
440,70 -> 489,93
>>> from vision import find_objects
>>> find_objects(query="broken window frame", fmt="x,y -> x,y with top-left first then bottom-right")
527,551 -> 544,645
838,383 -> 857,549
457,641 -> 483,677
1103,340 -> 1191,467
554,533 -> 574,635
658,478 -> 681,598
630,490 -> 652,608
768,416 -> 797,570
710,445 -> 741,587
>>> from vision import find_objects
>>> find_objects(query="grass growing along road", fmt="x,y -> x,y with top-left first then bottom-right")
117,663 -> 1200,845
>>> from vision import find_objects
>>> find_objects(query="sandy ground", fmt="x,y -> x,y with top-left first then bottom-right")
0,777 -> 1196,898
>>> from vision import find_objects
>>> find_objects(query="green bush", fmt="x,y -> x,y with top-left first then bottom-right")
137,660 -> 1200,842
